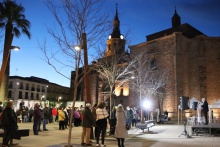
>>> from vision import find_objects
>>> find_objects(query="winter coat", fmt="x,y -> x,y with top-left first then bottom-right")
82,107 -> 95,128
34,107 -> 42,121
43,107 -> 50,119
114,109 -> 128,138
58,110 -> 65,121
126,110 -> 131,120
73,110 -> 80,118
96,108 -> 109,120
52,108 -> 58,116
1,107 -> 18,132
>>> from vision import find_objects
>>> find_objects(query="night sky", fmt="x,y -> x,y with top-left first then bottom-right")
0,0 -> 220,87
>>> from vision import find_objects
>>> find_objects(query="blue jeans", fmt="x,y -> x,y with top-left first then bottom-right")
33,120 -> 40,135
126,119 -> 132,128
43,119 -> 48,130
23,116 -> 28,122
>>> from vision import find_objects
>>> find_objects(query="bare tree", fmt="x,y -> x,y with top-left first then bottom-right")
93,50 -> 136,119
129,52 -> 167,123
39,0 -> 110,146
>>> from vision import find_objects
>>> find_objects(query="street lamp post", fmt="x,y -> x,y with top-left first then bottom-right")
82,33 -> 91,104
74,33 -> 91,103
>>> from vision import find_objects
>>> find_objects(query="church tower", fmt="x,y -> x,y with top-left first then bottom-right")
172,8 -> 181,28
105,5 -> 126,56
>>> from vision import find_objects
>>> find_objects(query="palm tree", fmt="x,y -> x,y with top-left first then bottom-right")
0,0 -> 31,102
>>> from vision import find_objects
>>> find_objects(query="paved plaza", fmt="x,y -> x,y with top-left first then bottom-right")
3,121 -> 220,147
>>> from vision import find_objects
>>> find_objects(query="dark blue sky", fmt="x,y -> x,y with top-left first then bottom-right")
1,0 -> 219,87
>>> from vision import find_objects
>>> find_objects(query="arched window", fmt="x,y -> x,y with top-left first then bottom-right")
150,58 -> 157,70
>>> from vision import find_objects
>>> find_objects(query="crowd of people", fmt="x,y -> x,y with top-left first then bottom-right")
0,100 -> 143,147
81,102 -> 129,147
0,97 -> 209,147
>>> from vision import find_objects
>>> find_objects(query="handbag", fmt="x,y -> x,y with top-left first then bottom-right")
126,122 -> 130,130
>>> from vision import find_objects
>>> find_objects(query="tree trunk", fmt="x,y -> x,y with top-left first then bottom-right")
0,24 -> 14,102
109,87 -> 113,119
66,68 -> 79,147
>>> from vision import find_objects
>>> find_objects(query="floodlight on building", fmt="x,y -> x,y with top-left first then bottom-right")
142,99 -> 152,110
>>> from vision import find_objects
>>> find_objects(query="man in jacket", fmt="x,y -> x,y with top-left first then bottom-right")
33,103 -> 42,135
201,98 -> 209,125
43,104 -> 50,131
81,103 -> 95,146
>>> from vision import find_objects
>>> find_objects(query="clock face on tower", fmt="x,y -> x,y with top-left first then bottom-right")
120,35 -> 124,39
108,35 -> 111,39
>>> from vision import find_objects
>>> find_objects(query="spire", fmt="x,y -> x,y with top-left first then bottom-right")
111,3 -> 121,38
115,3 -> 119,20
172,7 -> 181,28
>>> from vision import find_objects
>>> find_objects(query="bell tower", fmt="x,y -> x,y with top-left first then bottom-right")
172,7 -> 181,28
105,4 -> 125,56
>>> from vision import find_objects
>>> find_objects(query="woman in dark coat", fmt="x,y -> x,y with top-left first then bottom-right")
2,101 -> 18,147
114,104 -> 128,147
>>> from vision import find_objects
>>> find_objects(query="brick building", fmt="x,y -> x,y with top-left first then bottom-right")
129,9 -> 220,117
70,8 -> 220,118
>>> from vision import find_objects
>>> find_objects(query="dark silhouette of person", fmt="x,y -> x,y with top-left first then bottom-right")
201,98 -> 209,125
1,101 -> 18,146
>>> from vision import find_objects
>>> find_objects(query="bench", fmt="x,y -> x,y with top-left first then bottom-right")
159,115 -> 169,123
0,129 -> 29,145
136,120 -> 155,132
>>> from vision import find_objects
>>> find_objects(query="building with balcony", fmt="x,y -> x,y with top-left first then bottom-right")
8,76 -> 70,110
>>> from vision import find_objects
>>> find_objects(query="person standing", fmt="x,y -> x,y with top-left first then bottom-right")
38,107 -> 43,132
63,107 -> 69,129
126,106 -> 132,129
52,106 -> 58,123
28,107 -> 34,122
74,108 -> 80,127
96,102 -> 109,147
114,104 -> 128,147
22,109 -> 28,123
81,103 -> 95,146
201,98 -> 209,125
132,107 -> 137,129
33,103 -> 42,135
91,104 -> 97,138
1,101 -> 18,147
48,105 -> 53,123
58,107 -> 65,130
43,104 -> 50,131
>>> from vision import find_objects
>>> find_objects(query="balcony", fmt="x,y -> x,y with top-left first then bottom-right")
25,87 -> 29,90
31,87 -> 35,91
